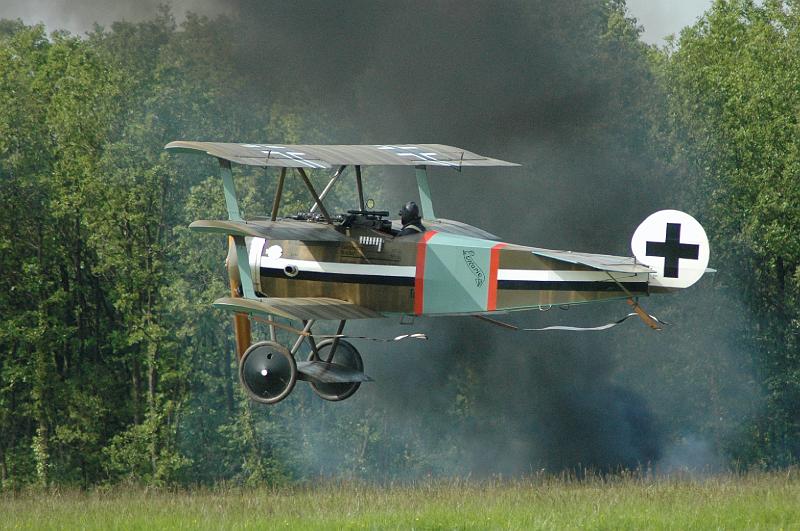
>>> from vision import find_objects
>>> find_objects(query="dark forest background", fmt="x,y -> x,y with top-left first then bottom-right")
1,0 -> 799,488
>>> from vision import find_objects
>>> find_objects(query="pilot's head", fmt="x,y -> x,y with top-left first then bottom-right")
399,201 -> 421,225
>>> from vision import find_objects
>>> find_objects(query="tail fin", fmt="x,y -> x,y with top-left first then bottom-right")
631,210 -> 710,289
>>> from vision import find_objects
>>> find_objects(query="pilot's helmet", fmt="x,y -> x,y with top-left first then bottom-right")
399,201 -> 421,224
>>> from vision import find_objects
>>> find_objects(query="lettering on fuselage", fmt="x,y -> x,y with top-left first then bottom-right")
462,249 -> 486,287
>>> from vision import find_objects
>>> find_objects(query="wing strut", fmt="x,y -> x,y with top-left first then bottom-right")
310,165 -> 347,214
217,158 -> 255,357
228,243 -> 252,359
296,167 -> 331,222
219,158 -> 242,221
415,165 -> 436,219
355,165 -> 365,210
270,167 -> 286,221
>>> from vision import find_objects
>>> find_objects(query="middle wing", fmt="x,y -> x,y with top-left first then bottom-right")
190,219 -> 349,242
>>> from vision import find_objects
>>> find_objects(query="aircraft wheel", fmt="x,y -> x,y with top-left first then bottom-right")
308,339 -> 363,401
239,341 -> 297,404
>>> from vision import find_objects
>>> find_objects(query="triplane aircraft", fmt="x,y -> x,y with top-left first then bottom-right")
167,141 -> 711,405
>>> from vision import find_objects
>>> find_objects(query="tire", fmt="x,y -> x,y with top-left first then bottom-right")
307,339 -> 363,402
239,341 -> 297,404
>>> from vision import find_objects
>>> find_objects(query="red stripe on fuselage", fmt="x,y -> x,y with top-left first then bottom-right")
414,231 -> 438,315
487,242 -> 507,311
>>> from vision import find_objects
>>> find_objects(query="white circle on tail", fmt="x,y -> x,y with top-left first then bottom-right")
631,210 -> 710,289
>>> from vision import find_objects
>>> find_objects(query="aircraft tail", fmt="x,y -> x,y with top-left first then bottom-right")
630,209 -> 711,289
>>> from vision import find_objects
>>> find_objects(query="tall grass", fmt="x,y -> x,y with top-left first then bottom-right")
2,470 -> 799,529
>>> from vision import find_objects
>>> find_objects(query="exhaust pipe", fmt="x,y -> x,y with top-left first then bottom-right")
284,264 -> 299,277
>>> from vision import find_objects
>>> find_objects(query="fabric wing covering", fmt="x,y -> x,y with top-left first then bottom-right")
165,141 -> 520,168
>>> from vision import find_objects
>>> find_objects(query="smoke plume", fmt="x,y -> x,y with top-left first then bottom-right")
227,0 -> 672,474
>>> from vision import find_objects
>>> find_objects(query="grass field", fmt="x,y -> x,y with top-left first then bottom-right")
2,472 -> 799,530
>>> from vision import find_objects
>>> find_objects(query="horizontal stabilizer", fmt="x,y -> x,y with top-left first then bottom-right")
531,248 -> 653,274
214,296 -> 383,321
296,360 -> 373,383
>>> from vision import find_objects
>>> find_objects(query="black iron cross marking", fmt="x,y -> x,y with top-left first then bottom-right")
646,223 -> 700,278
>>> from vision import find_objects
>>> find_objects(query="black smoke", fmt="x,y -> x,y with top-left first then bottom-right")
223,0 -> 668,474
207,0 -> 669,474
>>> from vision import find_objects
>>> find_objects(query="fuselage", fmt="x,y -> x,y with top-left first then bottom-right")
237,217 -> 650,317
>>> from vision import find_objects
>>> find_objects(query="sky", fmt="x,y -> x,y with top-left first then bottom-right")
627,0 -> 713,44
0,0 -> 712,45
0,0 -> 227,35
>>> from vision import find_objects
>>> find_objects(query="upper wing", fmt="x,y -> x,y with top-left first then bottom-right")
165,141 -> 519,168
213,296 -> 383,321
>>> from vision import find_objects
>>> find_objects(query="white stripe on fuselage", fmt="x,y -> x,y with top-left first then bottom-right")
261,257 -> 416,277
260,257 -> 649,283
498,270 -> 649,282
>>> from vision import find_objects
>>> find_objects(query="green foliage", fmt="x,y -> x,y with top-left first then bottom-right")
0,13 -> 290,488
659,0 -> 800,467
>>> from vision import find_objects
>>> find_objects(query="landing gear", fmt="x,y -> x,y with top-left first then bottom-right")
307,338 -> 364,401
239,341 -> 297,404
237,319 -> 371,405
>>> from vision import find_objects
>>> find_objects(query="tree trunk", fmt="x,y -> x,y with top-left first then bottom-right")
148,346 -> 158,475
0,445 -> 7,486
132,357 -> 141,425
224,341 -> 235,416
148,351 -> 156,411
